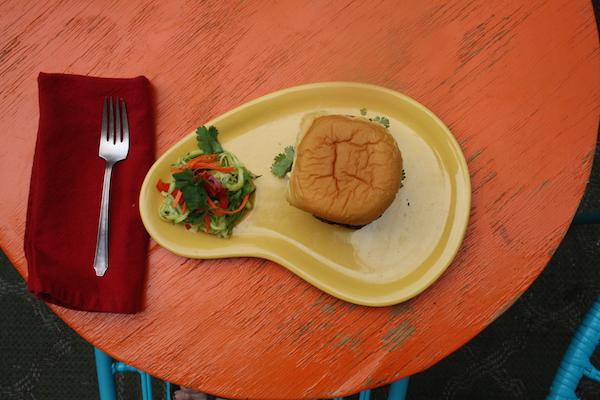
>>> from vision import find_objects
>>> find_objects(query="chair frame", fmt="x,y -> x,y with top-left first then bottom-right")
94,347 -> 172,400
546,211 -> 600,399
546,295 -> 600,399
95,345 -> 407,400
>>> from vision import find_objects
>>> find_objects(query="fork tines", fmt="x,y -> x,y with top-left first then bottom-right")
103,97 -> 129,146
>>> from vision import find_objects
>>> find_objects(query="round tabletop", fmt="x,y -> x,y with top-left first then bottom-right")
1,1 -> 599,399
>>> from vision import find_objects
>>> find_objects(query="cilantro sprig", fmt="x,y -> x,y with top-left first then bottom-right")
370,116 -> 390,128
172,169 -> 207,211
196,125 -> 223,154
360,108 -> 390,128
270,146 -> 295,177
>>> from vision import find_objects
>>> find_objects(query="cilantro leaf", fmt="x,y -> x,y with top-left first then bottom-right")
185,209 -> 209,225
271,146 -> 295,177
196,125 -> 223,154
360,108 -> 367,115
173,169 -> 207,211
370,116 -> 390,128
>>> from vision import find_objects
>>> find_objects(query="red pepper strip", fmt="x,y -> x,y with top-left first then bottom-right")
216,189 -> 228,210
200,172 -> 229,209
156,179 -> 170,193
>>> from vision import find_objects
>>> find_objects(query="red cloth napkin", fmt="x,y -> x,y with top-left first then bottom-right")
24,73 -> 155,314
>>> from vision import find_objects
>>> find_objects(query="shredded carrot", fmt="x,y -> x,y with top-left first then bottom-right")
210,193 -> 250,216
204,212 -> 211,234
194,154 -> 219,161
172,189 -> 183,207
202,163 -> 235,172
171,163 -> 234,173
170,154 -> 235,175
181,202 -> 187,214
181,156 -> 236,173
206,197 -> 218,209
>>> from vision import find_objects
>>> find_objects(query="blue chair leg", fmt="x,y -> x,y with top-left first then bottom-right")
572,212 -> 600,224
166,382 -> 173,400
388,377 -> 409,400
95,347 -> 160,400
141,370 -> 153,399
94,347 -> 119,400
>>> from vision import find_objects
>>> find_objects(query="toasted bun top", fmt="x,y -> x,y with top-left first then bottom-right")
286,112 -> 403,227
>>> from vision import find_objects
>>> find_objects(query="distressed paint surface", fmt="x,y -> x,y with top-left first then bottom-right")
1,0 -> 598,399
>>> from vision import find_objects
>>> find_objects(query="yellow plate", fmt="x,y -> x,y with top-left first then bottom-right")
140,82 -> 471,306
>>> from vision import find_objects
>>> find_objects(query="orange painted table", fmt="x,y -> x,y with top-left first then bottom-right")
1,1 -> 599,399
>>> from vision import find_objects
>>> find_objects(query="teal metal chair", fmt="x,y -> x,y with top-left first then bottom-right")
546,211 -> 600,399
546,295 -> 600,399
331,378 -> 410,400
94,346 -> 409,399
572,212 -> 600,224
94,347 -> 173,400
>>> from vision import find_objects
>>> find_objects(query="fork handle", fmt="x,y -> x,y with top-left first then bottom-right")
93,161 -> 114,277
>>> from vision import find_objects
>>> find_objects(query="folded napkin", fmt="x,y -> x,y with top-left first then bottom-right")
24,73 -> 154,314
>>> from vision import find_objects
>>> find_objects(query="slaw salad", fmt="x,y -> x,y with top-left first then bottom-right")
156,125 -> 258,238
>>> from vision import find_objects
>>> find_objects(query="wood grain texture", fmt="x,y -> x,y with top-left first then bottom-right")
1,0 -> 598,398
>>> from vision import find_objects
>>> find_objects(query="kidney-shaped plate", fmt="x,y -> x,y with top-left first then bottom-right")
140,82 -> 471,306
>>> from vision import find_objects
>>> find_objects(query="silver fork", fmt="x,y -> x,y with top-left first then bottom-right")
93,97 -> 130,277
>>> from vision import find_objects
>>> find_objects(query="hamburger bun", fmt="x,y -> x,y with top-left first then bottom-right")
286,112 -> 403,228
